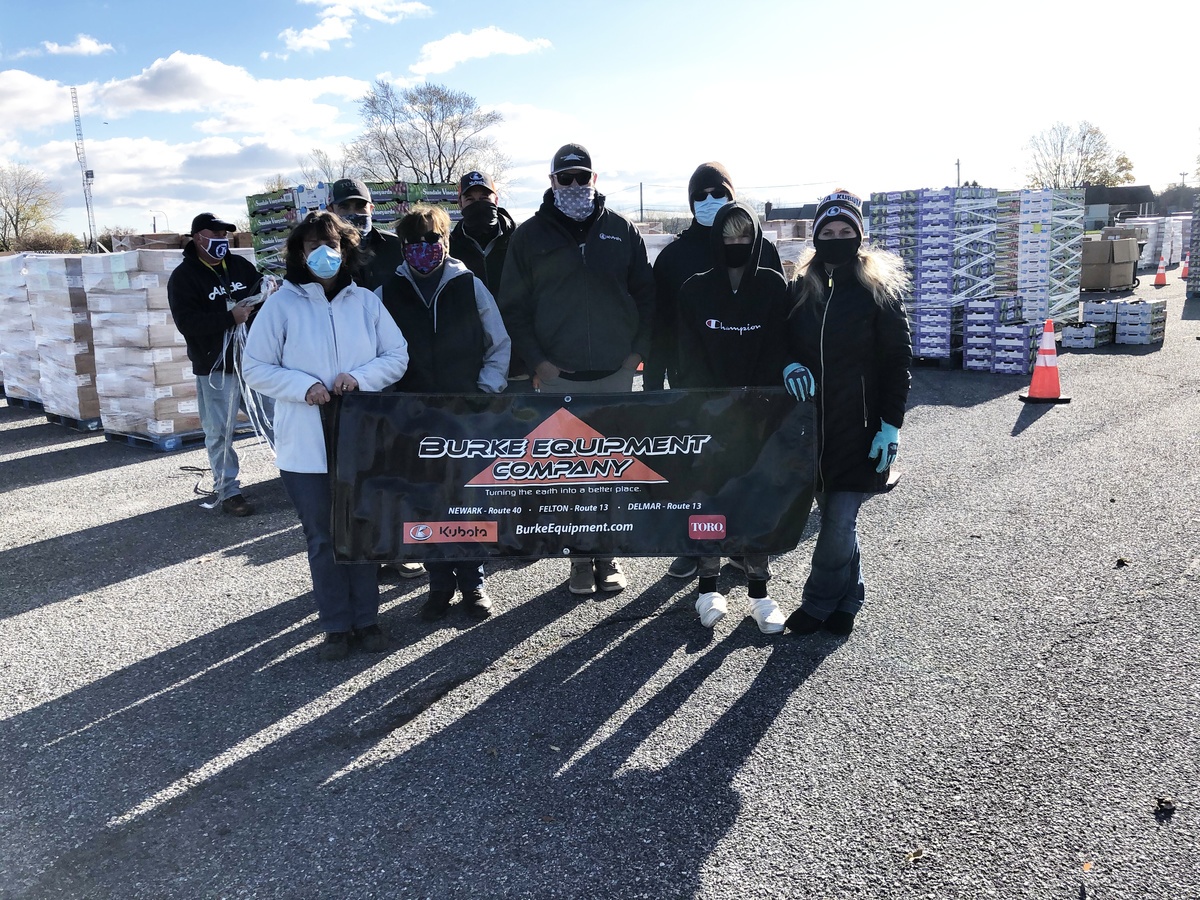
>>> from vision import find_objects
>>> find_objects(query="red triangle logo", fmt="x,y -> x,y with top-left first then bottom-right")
466,407 -> 668,487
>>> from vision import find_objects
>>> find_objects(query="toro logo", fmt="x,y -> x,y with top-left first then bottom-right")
688,515 -> 726,539
404,521 -> 499,544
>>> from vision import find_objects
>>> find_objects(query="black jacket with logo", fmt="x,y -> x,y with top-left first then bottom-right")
358,227 -> 405,293
785,258 -> 912,493
166,242 -> 262,375
498,190 -> 654,375
675,202 -> 790,390
647,217 -> 783,390
448,207 -> 516,294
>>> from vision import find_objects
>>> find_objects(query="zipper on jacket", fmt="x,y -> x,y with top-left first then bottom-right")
327,300 -> 339,369
861,375 -> 868,428
816,267 -> 834,493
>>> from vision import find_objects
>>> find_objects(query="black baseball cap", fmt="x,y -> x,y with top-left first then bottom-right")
190,212 -> 236,234
550,143 -> 592,175
330,178 -> 372,204
459,171 -> 496,196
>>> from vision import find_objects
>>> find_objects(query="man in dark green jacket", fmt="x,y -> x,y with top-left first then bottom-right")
497,143 -> 655,596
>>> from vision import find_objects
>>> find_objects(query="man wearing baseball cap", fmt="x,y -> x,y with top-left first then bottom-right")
329,177 -> 403,292
167,212 -> 265,516
498,143 -> 655,596
450,170 -> 527,389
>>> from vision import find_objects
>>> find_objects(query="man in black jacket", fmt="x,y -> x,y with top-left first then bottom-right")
498,143 -> 654,596
329,177 -> 403,292
167,212 -> 262,516
450,171 -> 529,391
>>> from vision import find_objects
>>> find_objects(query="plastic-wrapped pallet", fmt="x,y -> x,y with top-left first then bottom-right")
952,187 -> 997,302
1121,217 -> 1164,269
0,254 -> 40,402
1189,196 -> 1200,300
23,255 -> 101,421
1016,189 -> 1083,324
84,250 -> 199,437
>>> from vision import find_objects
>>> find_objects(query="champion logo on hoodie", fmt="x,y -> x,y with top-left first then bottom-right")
705,319 -> 762,335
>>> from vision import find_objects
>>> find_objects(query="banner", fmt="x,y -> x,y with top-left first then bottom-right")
330,389 -> 816,562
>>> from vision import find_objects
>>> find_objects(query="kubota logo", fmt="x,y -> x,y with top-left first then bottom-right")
404,521 -> 499,544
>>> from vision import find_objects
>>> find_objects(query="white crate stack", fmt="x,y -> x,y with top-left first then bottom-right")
963,295 -> 1029,372
952,187 -> 998,302
1189,196 -> 1200,300
1016,189 -> 1083,323
1114,299 -> 1167,345
0,254 -> 40,402
23,255 -> 102,421
1122,217 -> 1164,269
994,191 -> 1021,296
84,250 -> 200,438
1061,321 -> 1114,349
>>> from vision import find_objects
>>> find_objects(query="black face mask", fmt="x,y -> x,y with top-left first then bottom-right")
724,243 -> 753,268
813,235 -> 862,267
462,200 -> 499,232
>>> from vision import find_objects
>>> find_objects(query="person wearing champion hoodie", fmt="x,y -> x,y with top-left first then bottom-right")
675,201 -> 791,635
497,142 -> 655,598
650,163 -> 786,582
243,211 -> 409,662
378,204 -> 511,623
779,189 -> 912,638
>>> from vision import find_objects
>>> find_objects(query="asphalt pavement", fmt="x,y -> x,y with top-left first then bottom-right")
1,273 -> 1197,899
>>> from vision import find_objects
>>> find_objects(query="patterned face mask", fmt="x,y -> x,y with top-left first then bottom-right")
404,240 -> 445,275
553,184 -> 596,221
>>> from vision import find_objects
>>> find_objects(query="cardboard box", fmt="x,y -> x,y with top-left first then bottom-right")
1082,240 -> 1111,264
1081,262 -> 1134,290
1110,238 -> 1139,264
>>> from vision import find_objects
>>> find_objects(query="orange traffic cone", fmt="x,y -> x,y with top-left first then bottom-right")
1152,255 -> 1167,287
1182,252 -> 1190,279
1019,319 -> 1070,405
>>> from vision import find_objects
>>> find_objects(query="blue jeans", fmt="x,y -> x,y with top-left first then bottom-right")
425,561 -> 485,594
281,470 -> 380,633
195,371 -> 243,501
801,491 -> 867,619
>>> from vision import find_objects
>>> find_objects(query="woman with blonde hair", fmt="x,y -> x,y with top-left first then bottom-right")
781,190 -> 912,636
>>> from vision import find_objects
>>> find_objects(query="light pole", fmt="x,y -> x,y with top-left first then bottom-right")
148,209 -> 169,233
1180,172 -> 1187,188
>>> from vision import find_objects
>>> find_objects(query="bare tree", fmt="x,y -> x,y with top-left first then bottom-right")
0,162 -> 63,251
1026,122 -> 1136,189
456,144 -> 513,197
349,81 -> 503,185
262,173 -> 292,192
298,147 -> 357,186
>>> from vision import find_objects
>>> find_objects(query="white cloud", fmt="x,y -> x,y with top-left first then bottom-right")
43,34 -> 114,56
279,0 -> 431,53
0,69 -> 72,137
410,26 -> 551,76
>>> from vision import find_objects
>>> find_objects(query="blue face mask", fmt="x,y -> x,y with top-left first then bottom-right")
694,195 -> 729,227
306,244 -> 342,279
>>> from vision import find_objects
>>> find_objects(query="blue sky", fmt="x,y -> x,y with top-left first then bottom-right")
2,0 -> 1197,240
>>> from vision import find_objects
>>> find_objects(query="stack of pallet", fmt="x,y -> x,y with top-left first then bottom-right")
85,250 -> 200,440
1015,189 -> 1084,324
0,254 -> 39,402
962,296 -> 1033,373
23,255 -> 102,425
1189,196 -> 1200,300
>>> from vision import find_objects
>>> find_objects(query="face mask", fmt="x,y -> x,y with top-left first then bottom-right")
694,195 -> 729,228
306,244 -> 342,279
204,237 -> 229,260
812,235 -> 862,267
462,200 -> 499,232
404,241 -> 445,275
724,243 -> 753,268
553,184 -> 596,221
346,213 -> 371,236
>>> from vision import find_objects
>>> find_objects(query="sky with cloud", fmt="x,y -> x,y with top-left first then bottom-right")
1,0 -> 1197,240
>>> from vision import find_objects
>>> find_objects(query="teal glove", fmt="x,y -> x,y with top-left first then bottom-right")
869,421 -> 900,473
782,363 -> 816,401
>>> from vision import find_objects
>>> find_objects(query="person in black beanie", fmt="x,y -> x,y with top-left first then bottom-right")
450,171 -> 528,391
780,188 -> 912,638
648,162 -> 785,580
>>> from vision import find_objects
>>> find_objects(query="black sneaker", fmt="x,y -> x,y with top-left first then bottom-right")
319,631 -> 352,661
667,556 -> 698,579
784,608 -> 823,635
420,590 -> 454,622
354,623 -> 389,652
221,494 -> 254,517
461,589 -> 493,620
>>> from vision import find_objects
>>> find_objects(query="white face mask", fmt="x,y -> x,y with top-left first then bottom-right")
693,195 -> 729,227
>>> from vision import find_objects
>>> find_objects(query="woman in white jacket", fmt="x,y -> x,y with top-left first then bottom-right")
243,211 -> 409,661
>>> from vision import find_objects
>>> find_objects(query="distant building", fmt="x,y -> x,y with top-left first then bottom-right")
1083,185 -> 1156,231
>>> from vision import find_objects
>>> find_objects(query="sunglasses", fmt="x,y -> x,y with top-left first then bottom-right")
691,187 -> 730,204
404,231 -> 443,245
555,171 -> 592,187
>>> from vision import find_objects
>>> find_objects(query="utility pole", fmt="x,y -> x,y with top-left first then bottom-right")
639,183 -> 644,223
1181,172 -> 1187,187
956,159 -> 961,189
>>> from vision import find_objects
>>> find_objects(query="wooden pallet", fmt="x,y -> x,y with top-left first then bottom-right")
45,411 -> 103,433
5,395 -> 44,412
104,426 -> 258,453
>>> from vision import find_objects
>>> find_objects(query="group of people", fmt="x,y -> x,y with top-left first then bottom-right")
165,143 -> 912,663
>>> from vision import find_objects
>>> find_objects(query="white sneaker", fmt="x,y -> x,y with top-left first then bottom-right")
696,591 -> 727,628
749,596 -> 785,634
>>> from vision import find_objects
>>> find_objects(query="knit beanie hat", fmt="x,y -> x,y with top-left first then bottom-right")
687,162 -> 736,212
812,189 -> 864,237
